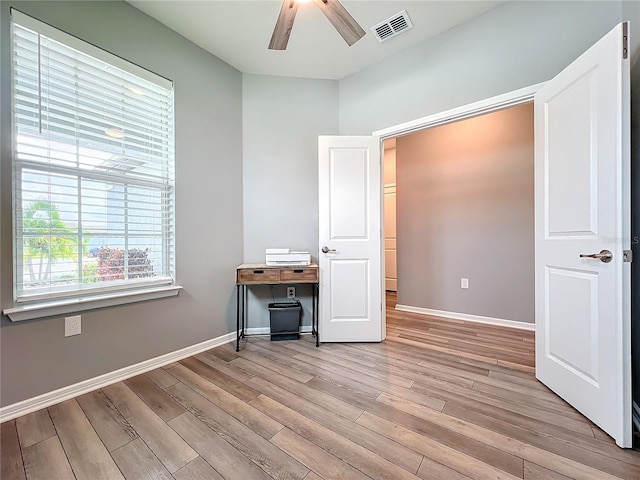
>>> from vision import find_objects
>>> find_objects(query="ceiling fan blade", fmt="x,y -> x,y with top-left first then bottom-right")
269,0 -> 299,50
313,0 -> 365,46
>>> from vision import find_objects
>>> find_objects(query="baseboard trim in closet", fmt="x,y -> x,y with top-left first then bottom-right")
395,304 -> 535,331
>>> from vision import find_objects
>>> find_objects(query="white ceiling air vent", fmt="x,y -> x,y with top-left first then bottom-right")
371,10 -> 413,43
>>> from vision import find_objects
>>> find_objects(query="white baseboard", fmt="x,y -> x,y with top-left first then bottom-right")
245,325 -> 313,335
633,401 -> 640,434
395,304 -> 535,331
0,331 -> 236,423
0,324 -> 316,423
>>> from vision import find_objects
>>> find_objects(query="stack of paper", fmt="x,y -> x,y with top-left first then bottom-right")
266,248 -> 311,266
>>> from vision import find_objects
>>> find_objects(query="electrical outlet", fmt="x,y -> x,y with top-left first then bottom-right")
65,315 -> 81,337
461,278 -> 469,289
287,286 -> 296,298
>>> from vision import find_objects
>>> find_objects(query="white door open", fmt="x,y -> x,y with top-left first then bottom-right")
318,136 -> 383,342
535,23 -> 631,447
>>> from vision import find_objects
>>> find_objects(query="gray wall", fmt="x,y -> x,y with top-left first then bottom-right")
396,103 -> 534,323
0,1 -> 244,406
339,1 -> 635,135
242,74 -> 338,327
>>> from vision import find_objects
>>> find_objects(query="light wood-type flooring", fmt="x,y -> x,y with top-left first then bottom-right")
2,293 -> 640,479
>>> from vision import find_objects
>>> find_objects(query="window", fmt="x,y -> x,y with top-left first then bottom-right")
10,10 -> 175,305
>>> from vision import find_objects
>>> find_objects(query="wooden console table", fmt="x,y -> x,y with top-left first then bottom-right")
235,263 -> 319,351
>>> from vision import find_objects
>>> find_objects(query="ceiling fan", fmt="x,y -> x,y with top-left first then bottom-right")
269,0 -> 366,50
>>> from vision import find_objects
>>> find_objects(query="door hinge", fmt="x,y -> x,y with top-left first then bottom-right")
623,249 -> 633,263
623,22 -> 628,59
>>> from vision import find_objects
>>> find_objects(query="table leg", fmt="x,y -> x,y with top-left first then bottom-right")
241,285 -> 247,338
236,285 -> 240,351
311,284 -> 316,337
315,283 -> 319,347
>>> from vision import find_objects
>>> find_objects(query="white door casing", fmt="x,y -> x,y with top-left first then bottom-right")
318,136 -> 384,342
534,23 -> 631,447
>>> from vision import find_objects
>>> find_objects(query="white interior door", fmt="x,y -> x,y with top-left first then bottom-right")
318,135 -> 383,342
535,23 -> 631,447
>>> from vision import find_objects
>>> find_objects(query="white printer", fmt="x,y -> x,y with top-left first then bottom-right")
265,248 -> 311,266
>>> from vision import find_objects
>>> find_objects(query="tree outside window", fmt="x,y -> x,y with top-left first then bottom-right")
22,200 -> 78,285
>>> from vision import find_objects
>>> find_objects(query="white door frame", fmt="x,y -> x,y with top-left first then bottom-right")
373,83 -> 545,139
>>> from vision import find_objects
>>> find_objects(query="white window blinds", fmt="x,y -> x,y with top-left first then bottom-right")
11,10 -> 175,302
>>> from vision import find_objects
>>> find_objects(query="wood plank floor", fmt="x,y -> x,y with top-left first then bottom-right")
2,293 -> 639,480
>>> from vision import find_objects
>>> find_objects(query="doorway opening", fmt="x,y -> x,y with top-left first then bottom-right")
380,98 -> 537,332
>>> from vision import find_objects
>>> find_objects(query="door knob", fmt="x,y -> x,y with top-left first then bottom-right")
322,246 -> 336,254
579,249 -> 613,263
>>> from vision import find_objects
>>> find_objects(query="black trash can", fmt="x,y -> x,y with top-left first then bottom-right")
268,301 -> 301,341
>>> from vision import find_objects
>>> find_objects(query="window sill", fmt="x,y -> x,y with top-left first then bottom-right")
3,285 -> 183,322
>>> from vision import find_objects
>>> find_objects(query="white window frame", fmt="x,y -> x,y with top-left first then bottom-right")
4,10 -> 181,322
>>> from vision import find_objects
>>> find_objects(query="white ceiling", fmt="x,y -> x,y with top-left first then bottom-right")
127,0 -> 504,80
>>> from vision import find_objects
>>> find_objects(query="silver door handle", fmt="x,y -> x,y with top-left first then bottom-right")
579,249 -> 613,263
322,246 -> 336,254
